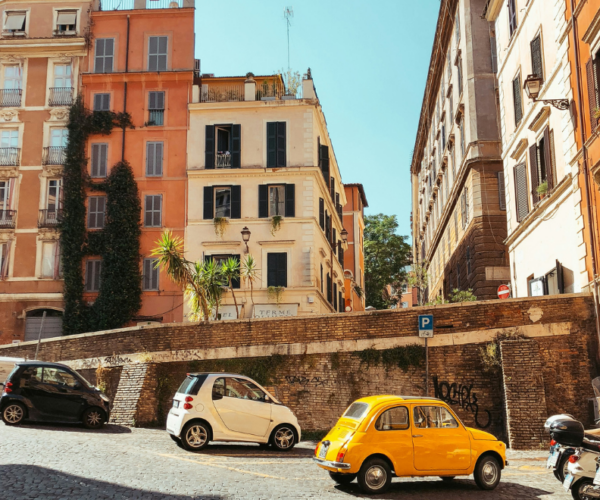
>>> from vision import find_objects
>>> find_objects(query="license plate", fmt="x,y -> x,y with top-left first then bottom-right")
594,467 -> 600,486
173,400 -> 179,408
547,450 -> 560,468
319,445 -> 328,459
564,473 -> 574,491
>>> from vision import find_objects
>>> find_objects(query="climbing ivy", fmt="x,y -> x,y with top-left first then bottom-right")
355,344 -> 426,372
61,95 -> 139,335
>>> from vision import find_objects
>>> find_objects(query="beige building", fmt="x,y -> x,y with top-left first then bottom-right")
186,72 -> 347,319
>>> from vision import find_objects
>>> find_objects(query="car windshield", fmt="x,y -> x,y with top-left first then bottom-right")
343,402 -> 370,421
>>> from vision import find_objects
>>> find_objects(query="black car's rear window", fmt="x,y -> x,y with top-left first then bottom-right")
177,374 -> 208,396
5,365 -> 19,383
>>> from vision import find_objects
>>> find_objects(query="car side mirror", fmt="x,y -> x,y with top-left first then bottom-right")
212,392 -> 223,401
264,395 -> 271,403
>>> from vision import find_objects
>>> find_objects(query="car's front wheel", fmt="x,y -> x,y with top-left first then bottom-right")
270,425 -> 296,451
357,457 -> 392,494
329,472 -> 357,485
82,407 -> 106,429
1,402 -> 26,426
181,422 -> 210,452
474,455 -> 501,490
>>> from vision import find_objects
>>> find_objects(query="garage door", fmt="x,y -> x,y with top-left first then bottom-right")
24,316 -> 63,342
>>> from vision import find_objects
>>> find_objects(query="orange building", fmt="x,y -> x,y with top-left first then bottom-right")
564,0 -> 600,309
0,0 -> 91,344
79,0 -> 196,324
342,183 -> 367,312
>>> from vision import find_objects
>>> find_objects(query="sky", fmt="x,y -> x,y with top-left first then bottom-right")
194,0 -> 440,240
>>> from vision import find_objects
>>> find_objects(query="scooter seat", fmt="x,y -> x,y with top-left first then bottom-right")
582,439 -> 600,453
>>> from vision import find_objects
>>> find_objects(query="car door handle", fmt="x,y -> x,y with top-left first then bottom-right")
412,434 -> 423,438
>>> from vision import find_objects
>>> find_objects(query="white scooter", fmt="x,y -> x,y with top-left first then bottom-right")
564,447 -> 600,500
546,414 -> 577,482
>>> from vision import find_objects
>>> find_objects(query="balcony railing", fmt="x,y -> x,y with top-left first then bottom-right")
95,0 -> 190,10
42,147 -> 66,166
0,210 -> 16,229
0,89 -> 22,107
201,85 -> 245,103
49,87 -> 74,107
0,148 -> 20,166
216,152 -> 232,168
38,209 -> 63,228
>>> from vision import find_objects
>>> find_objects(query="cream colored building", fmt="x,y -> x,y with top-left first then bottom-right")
485,0 -> 582,297
186,73 -> 347,319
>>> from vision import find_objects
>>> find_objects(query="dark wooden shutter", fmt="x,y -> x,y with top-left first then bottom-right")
231,124 -> 241,168
330,177 -> 335,201
497,171 -> 506,210
319,145 -> 330,184
94,94 -> 102,111
514,163 -> 529,222
339,291 -> 344,313
95,39 -> 105,73
267,122 -> 277,168
97,197 -> 106,228
587,58 -> 598,130
530,35 -> 543,80
146,142 -> 155,176
203,186 -> 213,219
327,273 -> 332,303
153,195 -> 162,227
88,197 -> 96,228
258,185 -> 268,218
543,127 -> 554,190
319,198 -> 325,229
333,228 -> 337,249
276,122 -> 286,167
91,144 -> 100,177
529,143 -> 539,204
267,253 -> 287,287
278,253 -> 287,287
231,185 -> 241,219
556,259 -> 564,293
285,184 -> 295,217
205,125 -> 215,169
333,283 -> 338,310
143,259 -> 151,290
513,75 -> 523,126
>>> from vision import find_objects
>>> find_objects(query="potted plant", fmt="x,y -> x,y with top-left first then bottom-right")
536,181 -> 548,199
271,215 -> 282,236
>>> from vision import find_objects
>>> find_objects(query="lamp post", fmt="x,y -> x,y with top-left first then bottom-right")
523,74 -> 570,110
241,226 -> 251,253
340,228 -> 349,250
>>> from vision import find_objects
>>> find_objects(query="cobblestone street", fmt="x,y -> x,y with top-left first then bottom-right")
0,422 -> 577,499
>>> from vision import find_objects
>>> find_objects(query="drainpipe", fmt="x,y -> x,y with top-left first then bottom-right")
122,15 -> 130,162
569,0 -> 600,353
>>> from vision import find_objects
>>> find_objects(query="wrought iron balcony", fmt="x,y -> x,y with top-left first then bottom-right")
95,0 -> 190,10
0,210 -> 16,229
201,84 -> 245,103
0,89 -> 21,107
42,147 -> 66,166
38,209 -> 63,228
48,87 -> 74,107
0,148 -> 20,166
216,152 -> 232,168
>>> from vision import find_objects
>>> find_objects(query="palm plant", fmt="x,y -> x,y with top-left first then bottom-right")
221,257 -> 241,319
240,254 -> 260,308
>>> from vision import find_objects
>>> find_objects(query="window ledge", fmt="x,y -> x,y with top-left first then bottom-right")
258,240 -> 295,245
201,241 -> 241,247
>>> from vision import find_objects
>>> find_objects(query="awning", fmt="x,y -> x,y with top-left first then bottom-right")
56,11 -> 76,26
4,12 -> 25,30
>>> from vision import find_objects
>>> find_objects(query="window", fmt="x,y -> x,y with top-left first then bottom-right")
85,259 -> 102,292
91,143 -> 108,178
490,29 -> 498,74
319,198 -> 325,229
143,258 -> 159,291
144,194 -> 162,227
498,171 -> 506,210
0,180 -> 9,211
266,122 -> 286,168
513,73 -> 523,126
259,184 -> 295,218
401,302 -> 409,308
376,406 -> 409,431
53,64 -> 72,89
212,377 -> 225,399
55,10 -> 77,34
414,406 -> 459,429
21,366 -> 43,384
148,36 -> 168,71
447,48 -> 452,82
344,402 -> 369,420
208,254 -> 240,288
320,264 -> 323,293
47,179 -> 62,212
267,252 -> 287,287
204,124 -> 241,169
461,188 -> 469,228
224,377 -> 267,402
94,39 -> 114,74
148,91 -> 164,126
508,0 -> 518,37
334,282 -> 338,310
454,10 -> 460,44
41,241 -> 61,279
514,162 -> 529,222
88,196 -> 106,229
587,52 -> 600,129
530,34 -> 543,81
214,188 -> 230,218
451,143 -> 456,179
51,128 -> 68,148
146,142 -> 163,176
3,65 -> 22,107
457,56 -> 463,94
43,367 -> 79,388
203,185 -> 240,219
529,127 -> 555,204
3,12 -> 26,34
93,93 -> 110,111
269,185 -> 285,216
319,143 -> 330,184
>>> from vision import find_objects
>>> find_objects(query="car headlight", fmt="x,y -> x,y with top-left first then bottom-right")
100,394 -> 110,403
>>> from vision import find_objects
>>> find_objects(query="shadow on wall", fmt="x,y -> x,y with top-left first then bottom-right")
0,464 -> 225,500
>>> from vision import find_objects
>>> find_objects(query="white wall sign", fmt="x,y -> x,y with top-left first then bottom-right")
253,304 -> 298,318
214,305 -> 243,320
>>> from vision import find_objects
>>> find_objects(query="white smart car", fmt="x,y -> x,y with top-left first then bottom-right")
166,372 -> 301,452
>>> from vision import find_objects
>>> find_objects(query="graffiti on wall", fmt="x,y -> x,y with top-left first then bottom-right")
433,376 -> 492,429
284,376 -> 327,387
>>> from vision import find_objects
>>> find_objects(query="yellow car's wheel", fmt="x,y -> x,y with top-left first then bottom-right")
358,457 -> 392,494
474,455 -> 501,490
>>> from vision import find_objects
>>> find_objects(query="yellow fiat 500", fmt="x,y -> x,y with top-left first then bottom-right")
314,395 -> 507,494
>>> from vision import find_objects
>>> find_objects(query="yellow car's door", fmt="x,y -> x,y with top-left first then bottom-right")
411,405 -> 471,471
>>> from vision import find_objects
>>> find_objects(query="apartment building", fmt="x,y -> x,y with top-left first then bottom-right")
342,183 -> 367,312
484,0 -> 582,297
79,0 -> 195,324
186,73 -> 347,318
0,0 -> 91,344
411,0 -> 508,303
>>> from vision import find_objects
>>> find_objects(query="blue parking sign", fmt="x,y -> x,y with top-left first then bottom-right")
418,315 -> 433,338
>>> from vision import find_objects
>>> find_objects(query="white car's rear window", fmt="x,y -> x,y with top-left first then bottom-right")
343,402 -> 369,420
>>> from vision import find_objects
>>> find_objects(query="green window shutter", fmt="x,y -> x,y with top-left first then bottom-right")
319,198 -> 325,229
514,163 -> 529,222
319,145 -> 330,184
231,185 -> 241,219
205,125 -> 215,169
276,122 -> 286,167
267,122 -> 277,168
258,185 -> 268,218
285,184 -> 295,217
203,186 -> 213,219
587,58 -> 599,130
529,143 -> 539,204
513,75 -> 523,126
231,124 -> 241,168
530,35 -> 543,80
543,127 -> 554,190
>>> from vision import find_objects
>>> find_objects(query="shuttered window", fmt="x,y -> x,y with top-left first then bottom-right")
267,122 -> 286,168
508,0 -> 517,36
457,56 -> 463,94
267,252 -> 287,287
530,34 -> 543,81
91,143 -> 107,178
514,163 -> 529,222
4,12 -> 26,32
148,91 -> 165,126
447,48 -> 452,82
94,38 -> 114,74
333,282 -> 338,311
586,55 -> 600,130
143,258 -> 159,291
498,171 -> 506,210
319,198 -> 325,229
513,74 -> 523,126
330,177 -> 335,202
339,290 -> 344,313
455,11 -> 460,44
259,184 -> 294,218
93,93 -> 110,111
85,259 -> 102,292
87,196 -> 106,229
320,264 -> 323,293
146,142 -> 163,176
148,36 -> 168,72
327,273 -> 332,303
144,195 -> 162,227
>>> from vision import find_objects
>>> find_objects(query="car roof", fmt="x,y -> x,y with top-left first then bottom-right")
188,372 -> 252,378
16,361 -> 72,369
353,395 -> 444,406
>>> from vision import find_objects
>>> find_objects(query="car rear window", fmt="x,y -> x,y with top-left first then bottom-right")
343,402 -> 369,420
177,374 -> 208,396
5,365 -> 19,383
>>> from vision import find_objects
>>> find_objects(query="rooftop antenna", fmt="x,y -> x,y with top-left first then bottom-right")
284,6 -> 294,72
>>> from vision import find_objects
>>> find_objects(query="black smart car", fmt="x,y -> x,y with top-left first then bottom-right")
0,361 -> 110,429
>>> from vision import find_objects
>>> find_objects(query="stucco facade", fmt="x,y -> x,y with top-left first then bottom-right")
342,183 -> 367,312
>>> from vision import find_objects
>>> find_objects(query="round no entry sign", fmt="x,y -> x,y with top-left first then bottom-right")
498,284 -> 510,300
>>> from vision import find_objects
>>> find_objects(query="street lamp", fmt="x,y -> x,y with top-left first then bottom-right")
523,74 -> 570,111
241,226 -> 251,253
340,228 -> 349,251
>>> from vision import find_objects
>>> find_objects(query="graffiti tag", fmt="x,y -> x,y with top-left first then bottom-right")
285,376 -> 327,387
432,376 -> 492,429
